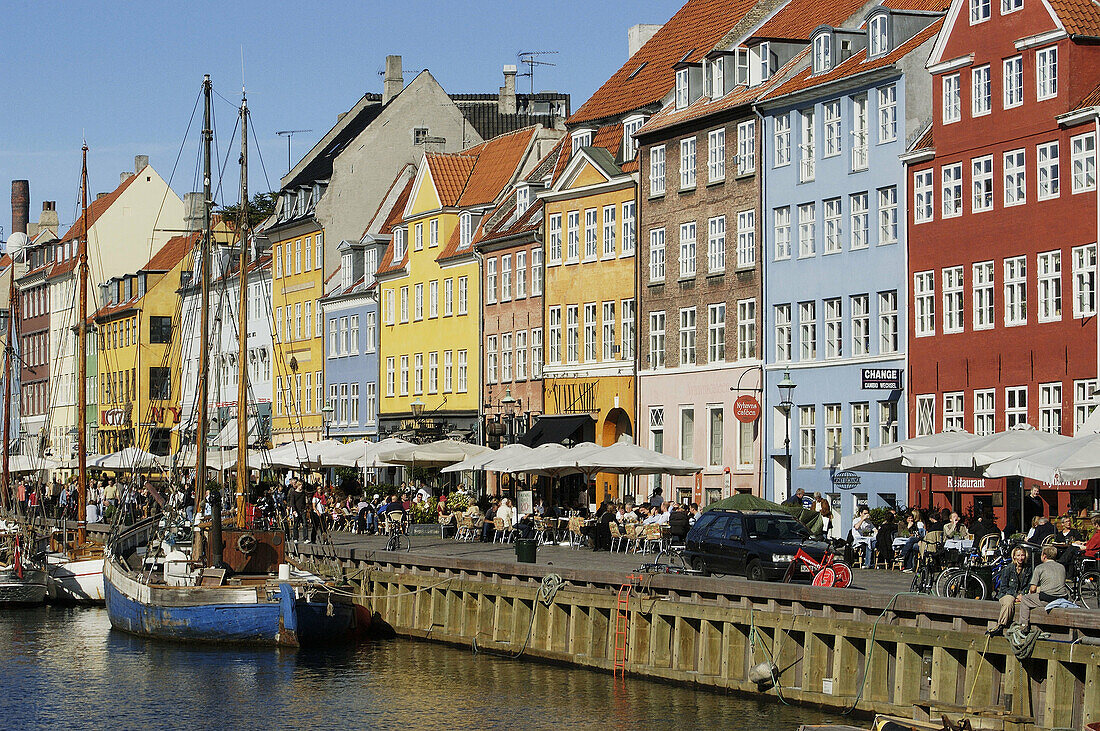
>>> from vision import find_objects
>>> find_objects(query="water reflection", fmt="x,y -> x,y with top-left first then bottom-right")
0,608 -> 840,730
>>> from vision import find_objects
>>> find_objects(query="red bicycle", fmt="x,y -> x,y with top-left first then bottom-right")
782,547 -> 852,588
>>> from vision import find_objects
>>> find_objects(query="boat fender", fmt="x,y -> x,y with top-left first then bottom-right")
747,661 -> 778,685
236,533 -> 258,555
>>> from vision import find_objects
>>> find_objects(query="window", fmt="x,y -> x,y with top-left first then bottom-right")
824,404 -> 842,465
737,120 -> 755,174
414,222 -> 423,251
798,203 -> 815,258
602,301 -> 615,361
1006,385 -> 1028,428
1005,256 -> 1027,325
1073,244 -> 1097,317
149,316 -> 171,344
1005,149 -> 1026,205
879,400 -> 898,443
971,0 -> 991,21
943,266 -> 964,333
736,211 -> 755,268
571,128 -> 593,153
399,355 -> 409,396
584,302 -> 598,362
971,65 -> 991,116
444,278 -> 454,316
675,68 -> 690,109
941,164 -> 963,218
350,315 -> 361,354
775,304 -> 791,362
916,394 -> 935,436
680,407 -> 695,461
548,213 -> 562,264
708,406 -> 724,467
566,210 -> 580,262
879,291 -> 898,353
400,286 -> 409,323
602,205 -> 617,258
799,301 -> 817,360
532,247 -> 543,296
1002,0 -> 1022,11
799,406 -> 816,467
1004,56 -> 1023,108
294,302 -> 302,339
944,392 -> 965,431
1037,250 -> 1062,322
1037,47 -> 1057,100
456,350 -> 468,392
429,280 -> 439,318
366,312 -> 376,352
649,311 -> 665,369
501,333 -> 512,382
486,336 -> 498,384
366,383 -> 376,425
799,109 -> 815,181
974,389 -> 995,435
708,303 -> 725,363
755,42 -> 772,84
707,215 -> 726,273
275,245 -> 282,277
851,294 -> 869,356
393,227 -> 406,261
973,260 -> 995,329
622,298 -> 635,361
585,208 -> 598,261
823,198 -> 842,254
852,95 -> 868,170
942,74 -> 961,123
850,193 -> 868,249
485,259 -> 498,307
457,276 -> 468,315
649,145 -> 666,196
877,85 -> 897,142
708,128 -> 725,182
1075,379 -> 1098,433
414,353 -> 423,395
459,212 -> 473,249
971,156 -> 993,212
650,407 -> 665,454
679,222 -> 697,278
414,283 -> 424,320
774,114 -> 791,167
680,137 -> 697,189
501,255 -> 512,301
294,240 -> 302,273
1039,382 -> 1062,433
914,271 -> 935,336
679,307 -> 696,365
912,170 -> 934,224
824,298 -> 842,359
852,402 -> 870,453
515,333 -> 526,381
737,299 -> 756,360
814,33 -> 832,73
548,306 -> 561,363
621,201 -> 636,255
566,305 -> 579,363
1038,142 -> 1060,200
774,207 -> 791,260
823,101 -> 841,157
1072,133 -> 1097,193
869,15 -> 888,56
429,219 -> 438,247
384,290 -> 394,324
149,367 -> 170,400
649,228 -> 665,282
443,351 -> 453,392
515,252 -> 526,299
623,116 -> 644,161
878,187 -> 897,245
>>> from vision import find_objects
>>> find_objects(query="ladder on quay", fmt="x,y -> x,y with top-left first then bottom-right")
613,575 -> 641,677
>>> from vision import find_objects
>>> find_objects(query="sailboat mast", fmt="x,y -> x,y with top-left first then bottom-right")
1,264 -> 15,513
235,91 -> 250,528
76,143 -> 89,547
195,75 -> 223,566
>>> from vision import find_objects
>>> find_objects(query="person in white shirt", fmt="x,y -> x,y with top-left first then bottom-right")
643,505 -> 664,525
852,508 -> 877,569
655,502 -> 672,525
499,498 -> 517,529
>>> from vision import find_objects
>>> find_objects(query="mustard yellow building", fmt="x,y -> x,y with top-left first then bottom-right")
95,234 -> 193,455
539,129 -> 638,504
377,127 -> 555,440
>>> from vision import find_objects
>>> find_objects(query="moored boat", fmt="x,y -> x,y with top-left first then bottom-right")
0,565 -> 48,606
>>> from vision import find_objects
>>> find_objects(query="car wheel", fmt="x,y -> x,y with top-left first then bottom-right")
746,559 -> 765,582
690,557 -> 709,577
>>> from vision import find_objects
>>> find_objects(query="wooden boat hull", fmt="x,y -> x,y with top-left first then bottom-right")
0,568 -> 48,606
45,555 -> 104,604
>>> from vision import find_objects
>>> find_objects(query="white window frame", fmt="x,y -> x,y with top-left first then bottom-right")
1004,149 -> 1026,206
680,136 -> 697,189
1037,46 -> 1058,101
774,114 -> 791,167
708,128 -> 726,182
1004,255 -> 1027,326
649,228 -> 665,282
972,156 -> 993,212
943,266 -> 964,334
736,210 -> 755,268
850,193 -> 868,250
650,145 -> 666,196
774,206 -> 791,260
1037,141 -> 1060,201
679,222 -> 697,278
973,260 -> 995,330
1072,243 -> 1097,318
775,304 -> 792,362
1072,133 -> 1097,193
824,198 -> 842,255
737,120 -> 756,174
1003,56 -> 1023,109
708,215 -> 726,273
1037,249 -> 1062,323
942,164 -> 963,218
914,270 -> 935,337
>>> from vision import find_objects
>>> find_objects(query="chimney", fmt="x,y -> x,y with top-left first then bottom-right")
628,24 -> 662,59
30,201 -> 58,239
383,55 -> 403,105
120,171 -> 134,185
96,192 -> 109,200
183,192 -> 204,231
11,180 -> 29,235
499,65 -> 518,115
134,155 -> 149,173
337,112 -> 348,124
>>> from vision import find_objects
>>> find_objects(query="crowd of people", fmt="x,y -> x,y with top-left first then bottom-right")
12,476 -> 162,525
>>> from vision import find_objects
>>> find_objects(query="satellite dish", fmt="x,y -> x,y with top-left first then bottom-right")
5,232 -> 27,256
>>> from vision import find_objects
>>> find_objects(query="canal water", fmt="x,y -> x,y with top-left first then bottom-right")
0,607 -> 845,729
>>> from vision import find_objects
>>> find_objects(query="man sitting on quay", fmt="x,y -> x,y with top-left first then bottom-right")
1017,545 -> 1070,631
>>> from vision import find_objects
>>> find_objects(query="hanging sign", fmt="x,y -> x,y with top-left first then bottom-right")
733,395 -> 761,423
832,470 -> 861,490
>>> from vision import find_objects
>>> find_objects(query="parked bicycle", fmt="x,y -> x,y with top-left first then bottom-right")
783,546 -> 852,588
1067,555 -> 1100,609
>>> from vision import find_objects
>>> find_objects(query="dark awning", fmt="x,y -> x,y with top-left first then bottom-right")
520,414 -> 595,447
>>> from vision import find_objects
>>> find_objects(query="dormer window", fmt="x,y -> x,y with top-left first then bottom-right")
735,49 -> 749,86
710,58 -> 724,98
751,43 -> 772,86
869,15 -> 888,57
571,129 -> 593,154
623,115 -> 646,161
675,68 -> 690,109
516,186 -> 530,216
296,188 -> 308,216
341,252 -> 353,290
393,227 -> 407,261
813,34 -> 832,74
459,212 -> 473,249
365,247 -> 378,287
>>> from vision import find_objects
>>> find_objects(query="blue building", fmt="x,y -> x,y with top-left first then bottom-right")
757,7 -> 944,533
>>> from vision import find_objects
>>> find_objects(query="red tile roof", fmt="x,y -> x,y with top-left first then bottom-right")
544,123 -> 625,184
363,164 -> 416,238
1074,81 -> 1100,109
435,224 -> 466,264
910,125 -> 934,152
752,0 -> 870,40
569,0 -> 759,126
636,75 -> 777,136
456,127 -> 540,207
424,154 -> 478,208
883,0 -> 950,10
375,177 -> 416,278
59,172 -> 139,243
143,233 -> 196,272
1048,0 -> 1100,36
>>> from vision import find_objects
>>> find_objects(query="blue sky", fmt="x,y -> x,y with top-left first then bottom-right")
0,1 -> 684,240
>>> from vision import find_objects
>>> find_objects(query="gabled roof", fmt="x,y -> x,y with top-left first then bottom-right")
456,126 -> 541,207
759,20 -> 943,101
546,123 -> 625,184
568,0 -> 759,126
282,94 -> 384,190
424,154 -> 479,207
636,68 -> 790,136
884,0 -> 951,9
362,164 -> 417,240
374,176 -> 417,278
142,232 -> 196,272
59,171 -> 140,243
908,124 -> 935,153
1047,0 -> 1100,36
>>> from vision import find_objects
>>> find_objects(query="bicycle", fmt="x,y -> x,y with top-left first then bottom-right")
783,546 -> 852,588
1067,555 -> 1100,609
638,547 -> 699,575
939,549 -> 994,600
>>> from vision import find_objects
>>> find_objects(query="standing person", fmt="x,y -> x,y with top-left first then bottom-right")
647,485 -> 664,509
816,495 -> 833,539
987,546 -> 1033,635
1024,486 -> 1045,528
1017,546 -> 1069,631
310,486 -> 325,543
784,488 -> 806,508
288,481 -> 308,542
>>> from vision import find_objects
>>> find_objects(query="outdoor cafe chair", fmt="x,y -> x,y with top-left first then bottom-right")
641,524 -> 663,554
609,521 -> 624,552
623,522 -> 639,553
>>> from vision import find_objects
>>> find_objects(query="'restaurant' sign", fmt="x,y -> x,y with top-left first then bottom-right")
733,395 -> 761,423
862,368 -> 903,390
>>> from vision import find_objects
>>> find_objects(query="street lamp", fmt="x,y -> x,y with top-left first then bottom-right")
777,370 -> 797,502
320,404 -> 333,440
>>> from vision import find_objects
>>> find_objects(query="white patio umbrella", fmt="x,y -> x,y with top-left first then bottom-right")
510,441 -> 604,477
173,446 -> 237,471
325,437 -> 413,468
93,447 -> 164,471
6,455 -> 60,472
902,425 -> 1071,472
265,439 -> 344,468
985,431 -> 1100,483
441,444 -> 532,473
491,443 -> 569,474
838,430 -> 979,473
378,439 -> 491,467
572,435 -> 703,476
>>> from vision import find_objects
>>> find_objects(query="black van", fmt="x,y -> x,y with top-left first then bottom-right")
683,509 -> 829,581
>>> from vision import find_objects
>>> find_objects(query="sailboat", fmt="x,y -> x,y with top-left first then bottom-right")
43,142 -> 105,604
103,76 -> 366,645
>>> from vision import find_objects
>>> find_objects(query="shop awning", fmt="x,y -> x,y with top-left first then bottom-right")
520,414 -> 594,447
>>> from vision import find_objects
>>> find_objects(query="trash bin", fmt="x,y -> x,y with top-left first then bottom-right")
515,538 -> 537,564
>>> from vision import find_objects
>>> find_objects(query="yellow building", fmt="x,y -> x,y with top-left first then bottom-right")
377,127 -> 554,440
539,129 -> 638,504
95,234 -> 193,456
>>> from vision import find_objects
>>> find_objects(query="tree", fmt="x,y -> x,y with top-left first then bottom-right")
217,191 -> 276,231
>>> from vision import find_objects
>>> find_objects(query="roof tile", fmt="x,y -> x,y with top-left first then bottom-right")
1048,0 -> 1100,36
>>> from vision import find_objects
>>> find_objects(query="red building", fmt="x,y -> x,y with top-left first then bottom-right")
904,0 -> 1100,526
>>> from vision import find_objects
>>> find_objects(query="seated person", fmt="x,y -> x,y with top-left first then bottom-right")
851,509 -> 877,569
1029,517 -> 1056,545
667,504 -> 690,543
942,512 -> 966,541
899,511 -> 926,571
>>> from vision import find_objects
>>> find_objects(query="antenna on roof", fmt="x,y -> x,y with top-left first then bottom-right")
276,129 -> 312,176
517,51 -> 558,95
